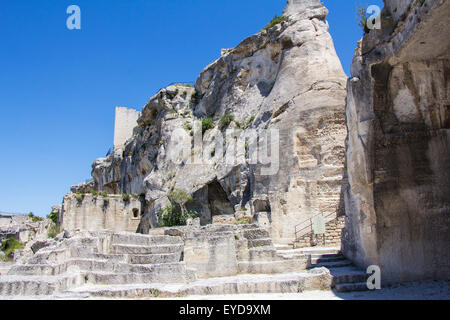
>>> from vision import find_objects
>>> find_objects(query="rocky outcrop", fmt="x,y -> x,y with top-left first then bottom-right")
80,0 -> 348,244
0,214 -> 52,244
343,0 -> 450,283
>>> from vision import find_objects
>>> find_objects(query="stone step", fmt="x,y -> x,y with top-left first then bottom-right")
0,263 -> 14,276
76,253 -> 128,263
85,268 -> 187,285
64,270 -> 331,298
186,230 -> 234,239
298,247 -> 341,255
276,248 -> 305,255
311,260 -> 353,269
247,238 -> 272,248
10,259 -> 187,276
245,247 -> 278,261
111,244 -> 184,255
278,253 -> 305,260
328,267 -> 370,285
273,244 -> 294,251
334,282 -> 369,293
242,228 -> 270,240
0,274 -> 80,296
333,273 -> 368,285
128,253 -> 182,265
111,233 -> 183,246
311,254 -> 345,264
238,259 -> 307,274
57,237 -> 100,249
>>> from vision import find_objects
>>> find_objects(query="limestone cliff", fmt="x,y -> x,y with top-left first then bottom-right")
343,0 -> 450,283
66,0 -> 348,244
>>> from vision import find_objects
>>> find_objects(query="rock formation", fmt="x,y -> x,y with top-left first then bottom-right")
343,0 -> 450,283
65,0 -> 348,245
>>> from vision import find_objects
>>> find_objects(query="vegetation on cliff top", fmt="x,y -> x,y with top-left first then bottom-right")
262,15 -> 287,31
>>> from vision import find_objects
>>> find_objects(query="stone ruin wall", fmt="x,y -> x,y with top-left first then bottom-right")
61,194 -> 142,233
343,0 -> 450,283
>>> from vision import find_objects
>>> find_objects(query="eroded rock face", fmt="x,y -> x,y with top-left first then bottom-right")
343,0 -> 450,283
71,0 -> 347,243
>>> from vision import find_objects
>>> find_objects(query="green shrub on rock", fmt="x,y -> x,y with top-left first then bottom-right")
1,238 -> 24,259
219,114 -> 234,130
202,118 -> 215,134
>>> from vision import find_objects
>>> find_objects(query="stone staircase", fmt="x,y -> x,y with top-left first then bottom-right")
0,227 -> 366,298
275,246 -> 370,293
235,225 -> 308,274
0,231 -> 190,296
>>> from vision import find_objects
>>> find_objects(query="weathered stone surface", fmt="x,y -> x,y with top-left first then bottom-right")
69,0 -> 348,245
343,0 -> 450,283
0,214 -> 53,244
61,194 -> 142,233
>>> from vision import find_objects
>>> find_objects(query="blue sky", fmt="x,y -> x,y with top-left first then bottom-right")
0,0 -> 383,216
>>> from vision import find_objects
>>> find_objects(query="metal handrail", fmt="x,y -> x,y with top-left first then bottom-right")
294,212 -> 338,241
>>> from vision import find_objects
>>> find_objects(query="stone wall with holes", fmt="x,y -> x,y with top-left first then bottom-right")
294,216 -> 345,248
61,193 -> 142,233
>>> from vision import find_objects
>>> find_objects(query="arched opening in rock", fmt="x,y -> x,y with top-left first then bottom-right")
132,208 -> 140,219
187,180 -> 235,226
208,180 -> 235,218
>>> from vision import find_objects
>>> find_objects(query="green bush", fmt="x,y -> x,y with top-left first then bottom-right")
47,211 -> 58,224
28,212 -> 43,223
235,217 -> 252,225
122,193 -> 131,202
158,189 -> 197,227
234,121 -> 243,130
191,90 -> 203,106
356,5 -> 370,34
202,118 -> 215,134
1,238 -> 24,258
157,205 -> 198,227
273,102 -> 289,118
218,114 -> 235,130
48,224 -> 62,239
75,192 -> 85,203
184,122 -> 193,132
263,15 -> 287,31
245,115 -> 256,128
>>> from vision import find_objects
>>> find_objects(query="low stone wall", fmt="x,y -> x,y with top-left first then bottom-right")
61,193 -> 142,233
0,214 -> 29,228
294,216 -> 345,248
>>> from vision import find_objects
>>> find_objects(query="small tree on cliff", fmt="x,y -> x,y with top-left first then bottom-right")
158,189 -> 198,227
168,189 -> 193,217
